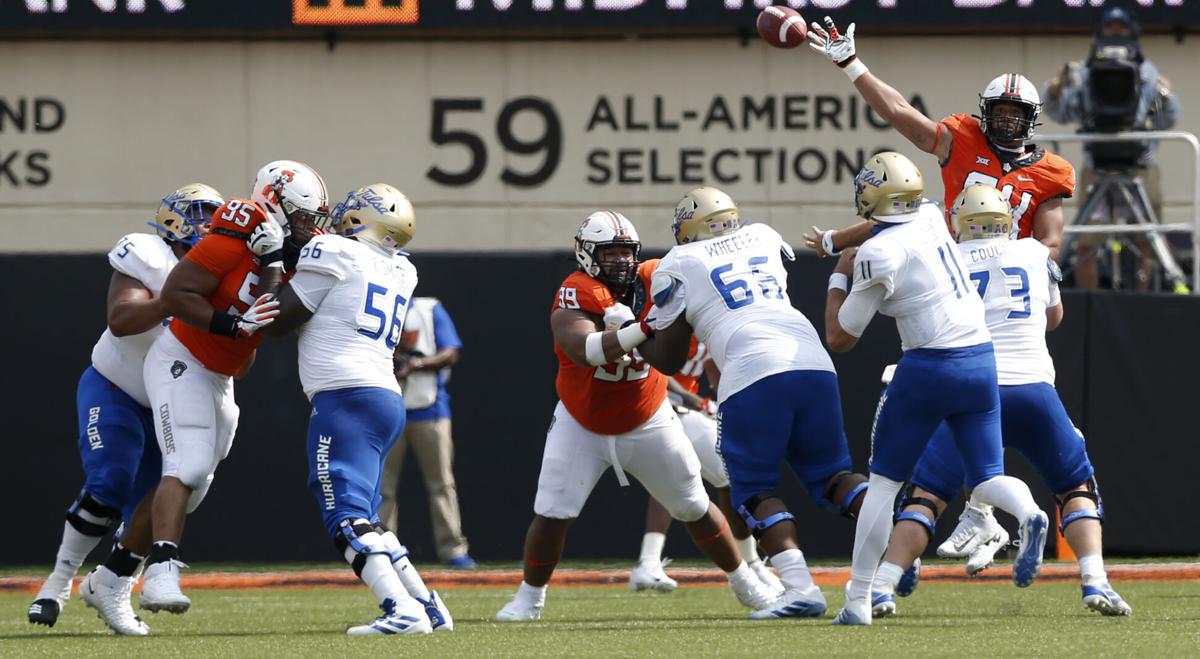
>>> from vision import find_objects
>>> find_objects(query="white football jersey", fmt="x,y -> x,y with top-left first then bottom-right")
850,202 -> 990,351
90,233 -> 179,408
957,237 -> 1058,385
291,234 -> 418,400
652,223 -> 834,403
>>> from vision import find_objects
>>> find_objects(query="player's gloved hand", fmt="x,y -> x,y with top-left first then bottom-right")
247,219 -> 285,267
603,302 -> 637,331
808,17 -> 858,68
235,294 -> 280,337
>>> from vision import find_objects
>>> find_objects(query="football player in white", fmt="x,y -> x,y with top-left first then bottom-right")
636,187 -> 869,619
868,185 -> 1129,617
496,210 -> 779,622
28,184 -> 223,636
823,153 -> 1049,625
257,184 -> 450,636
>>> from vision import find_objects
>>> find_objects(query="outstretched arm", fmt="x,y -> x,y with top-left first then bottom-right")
551,306 -> 651,368
807,17 -> 951,162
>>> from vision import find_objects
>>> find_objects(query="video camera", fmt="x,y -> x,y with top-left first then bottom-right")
1082,33 -> 1147,168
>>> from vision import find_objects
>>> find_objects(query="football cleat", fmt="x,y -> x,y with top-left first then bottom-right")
80,567 -> 150,636
495,592 -> 545,622
730,569 -> 783,610
965,526 -> 1011,576
1082,583 -> 1133,617
346,597 -> 433,636
832,598 -> 872,626
871,590 -> 897,618
748,558 -> 786,596
896,558 -> 921,597
27,599 -> 63,627
28,571 -> 74,626
139,559 -> 191,614
629,559 -> 678,593
1012,512 -> 1049,588
748,585 -> 827,620
938,504 -> 1003,558
418,590 -> 454,632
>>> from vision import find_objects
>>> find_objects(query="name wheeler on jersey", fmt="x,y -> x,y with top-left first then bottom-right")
552,262 -> 666,436
292,234 -> 418,400
651,223 -> 833,403
91,233 -> 179,408
958,237 -> 1058,385
852,203 -> 990,351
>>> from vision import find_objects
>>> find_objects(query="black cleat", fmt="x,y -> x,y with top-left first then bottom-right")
28,599 -> 62,627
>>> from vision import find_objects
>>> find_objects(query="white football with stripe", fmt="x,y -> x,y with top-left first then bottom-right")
756,5 -> 807,49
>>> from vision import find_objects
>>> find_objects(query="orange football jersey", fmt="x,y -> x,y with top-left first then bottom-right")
551,262 -> 667,436
170,198 -> 270,377
940,114 -> 1075,239
673,339 -> 709,395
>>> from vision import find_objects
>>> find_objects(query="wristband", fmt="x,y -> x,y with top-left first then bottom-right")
828,273 -> 850,293
842,58 -> 868,83
258,250 -> 284,266
616,321 -> 650,353
821,229 -> 841,257
209,310 -> 241,338
584,331 -> 607,366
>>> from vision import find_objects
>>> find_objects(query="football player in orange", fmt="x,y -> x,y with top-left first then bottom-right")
804,18 -> 1075,260
136,161 -> 330,616
496,211 -> 779,622
629,343 -> 784,596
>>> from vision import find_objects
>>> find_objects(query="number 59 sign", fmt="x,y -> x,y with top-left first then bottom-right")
426,97 -> 563,188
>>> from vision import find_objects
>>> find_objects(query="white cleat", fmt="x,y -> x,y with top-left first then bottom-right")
832,595 -> 872,626
730,569 -> 783,610
139,559 -> 191,614
938,504 -> 1003,559
347,597 -> 433,636
495,591 -> 545,622
965,525 -> 1011,576
1082,582 -> 1133,617
80,567 -> 150,636
629,559 -> 678,593
748,558 -> 786,596
871,589 -> 897,618
749,585 -> 827,619
417,590 -> 454,632
1012,512 -> 1049,588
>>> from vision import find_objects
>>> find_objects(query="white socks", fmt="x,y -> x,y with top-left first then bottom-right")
517,581 -> 547,604
873,561 -> 905,591
848,474 -> 905,603
638,532 -> 666,566
735,535 -> 761,565
392,556 -> 431,601
357,553 -> 407,606
37,522 -> 104,600
769,548 -> 815,591
1078,554 -> 1108,586
972,476 -> 1041,522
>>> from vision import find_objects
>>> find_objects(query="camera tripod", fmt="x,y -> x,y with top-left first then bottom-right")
1062,168 -> 1191,293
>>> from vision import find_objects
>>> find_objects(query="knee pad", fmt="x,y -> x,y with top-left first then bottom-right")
1058,478 -> 1104,533
893,486 -> 939,539
66,492 -> 120,537
736,492 -> 796,539
373,523 -> 411,565
823,471 -> 869,519
333,518 -> 405,576
185,474 -> 214,514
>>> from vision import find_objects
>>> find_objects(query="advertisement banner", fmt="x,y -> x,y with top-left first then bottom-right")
0,1 -> 1196,34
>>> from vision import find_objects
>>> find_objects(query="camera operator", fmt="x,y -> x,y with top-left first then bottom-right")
1042,7 -> 1181,290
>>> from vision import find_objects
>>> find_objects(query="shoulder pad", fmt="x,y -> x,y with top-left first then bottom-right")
650,268 -> 681,307
296,235 -> 349,279
109,233 -> 169,278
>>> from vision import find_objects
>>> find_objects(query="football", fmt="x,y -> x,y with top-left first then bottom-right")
756,5 -> 807,49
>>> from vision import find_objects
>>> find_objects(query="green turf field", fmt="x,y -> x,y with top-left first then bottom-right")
2,581 -> 1198,657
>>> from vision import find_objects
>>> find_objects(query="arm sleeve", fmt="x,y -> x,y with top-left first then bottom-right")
650,268 -> 688,331
288,269 -> 337,312
186,234 -> 247,279
838,284 -> 887,338
1046,256 -> 1063,307
432,303 -> 463,350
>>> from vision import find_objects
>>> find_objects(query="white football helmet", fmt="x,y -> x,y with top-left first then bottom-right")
978,73 -> 1042,144
250,160 -> 330,248
952,184 -> 1013,243
150,183 -> 224,246
575,211 -> 641,291
672,187 -> 741,245
332,183 -> 416,252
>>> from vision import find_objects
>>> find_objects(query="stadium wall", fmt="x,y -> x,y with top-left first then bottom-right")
1,34 -> 1198,254
3,252 -> 1197,565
